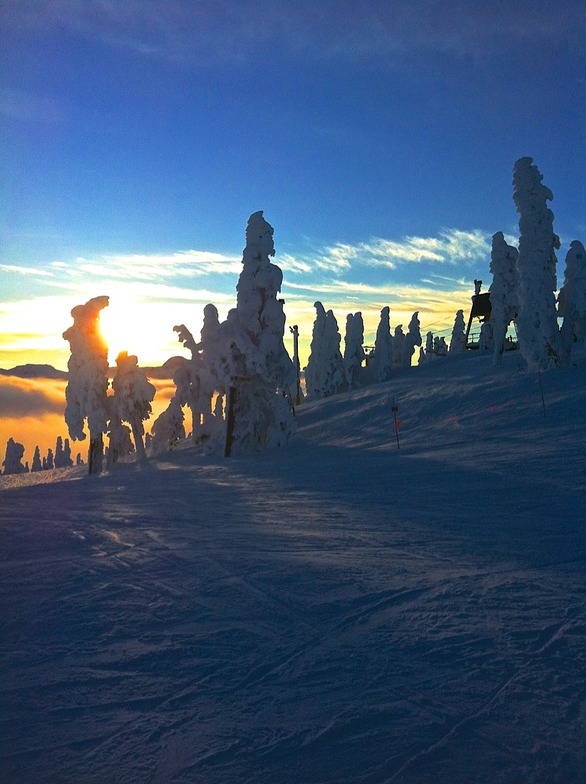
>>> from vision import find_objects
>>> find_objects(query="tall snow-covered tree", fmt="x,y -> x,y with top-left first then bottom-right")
419,331 -> 435,364
172,325 -> 204,443
513,157 -> 564,369
558,240 -> 586,366
371,306 -> 393,382
305,302 -> 346,398
31,445 -> 42,472
449,310 -> 466,354
110,351 -> 156,463
54,436 -> 74,469
393,325 -> 405,366
403,312 -> 422,367
489,231 -> 519,365
62,296 -> 110,474
304,301 -> 327,397
217,211 -> 296,453
2,437 -> 27,475
173,306 -> 223,444
343,312 -> 365,389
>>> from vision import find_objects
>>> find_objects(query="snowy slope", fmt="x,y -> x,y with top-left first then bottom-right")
0,352 -> 584,784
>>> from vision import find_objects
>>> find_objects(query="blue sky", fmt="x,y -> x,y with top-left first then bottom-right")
1,0 -> 584,369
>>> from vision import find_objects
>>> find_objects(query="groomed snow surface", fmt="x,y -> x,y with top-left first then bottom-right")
1,352 -> 584,784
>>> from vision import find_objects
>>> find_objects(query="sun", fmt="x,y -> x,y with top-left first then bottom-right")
99,300 -> 187,368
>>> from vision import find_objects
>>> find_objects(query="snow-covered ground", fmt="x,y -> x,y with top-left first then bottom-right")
1,351 -> 584,784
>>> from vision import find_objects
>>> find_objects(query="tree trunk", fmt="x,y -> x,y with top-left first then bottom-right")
131,423 -> 147,463
88,433 -> 104,475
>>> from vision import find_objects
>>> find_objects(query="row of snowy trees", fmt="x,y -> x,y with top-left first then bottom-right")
61,212 -> 295,472
62,295 -> 157,474
484,158 -> 584,369
58,160 -> 584,471
303,304 -> 423,398
1,435 -> 81,476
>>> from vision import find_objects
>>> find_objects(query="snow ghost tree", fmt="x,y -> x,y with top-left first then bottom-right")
172,325 -> 205,444
343,312 -> 365,389
110,351 -> 156,463
173,305 -> 223,445
403,312 -> 422,367
419,331 -> 435,364
151,397 -> 186,454
479,321 -> 493,351
44,448 -> 54,470
62,296 -> 110,474
2,437 -> 27,475
219,211 -> 295,454
304,301 -> 327,397
31,446 -> 42,472
449,310 -> 466,354
558,240 -> 586,366
371,306 -> 393,383
513,157 -> 564,369
393,325 -> 405,366
305,302 -> 346,398
489,231 -> 519,365
54,436 -> 74,469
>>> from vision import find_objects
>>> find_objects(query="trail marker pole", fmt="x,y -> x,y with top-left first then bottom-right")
391,398 -> 401,450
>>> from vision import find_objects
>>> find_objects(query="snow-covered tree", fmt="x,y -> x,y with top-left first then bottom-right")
419,331 -> 435,364
215,211 -> 296,454
489,231 -> 519,365
558,240 -> 586,366
110,351 -> 156,463
371,306 -> 393,383
44,448 -> 54,470
173,309 -> 223,444
393,325 -> 405,366
31,446 -> 42,472
513,157 -> 564,369
449,310 -> 466,354
106,419 -> 134,466
343,312 -> 365,389
304,301 -> 327,397
305,302 -> 346,398
403,312 -> 422,367
62,296 -> 110,474
197,303 -> 224,434
151,397 -> 186,453
2,438 -> 27,474
434,336 -> 448,356
54,436 -> 74,469
479,321 -> 493,351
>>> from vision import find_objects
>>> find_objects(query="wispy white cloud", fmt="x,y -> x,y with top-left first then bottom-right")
283,228 -> 491,273
0,263 -> 54,277
52,250 -> 242,282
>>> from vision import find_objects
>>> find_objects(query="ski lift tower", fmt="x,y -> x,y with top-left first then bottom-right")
465,279 -> 492,349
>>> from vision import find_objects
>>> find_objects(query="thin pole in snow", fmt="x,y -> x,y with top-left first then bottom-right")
391,398 -> 401,450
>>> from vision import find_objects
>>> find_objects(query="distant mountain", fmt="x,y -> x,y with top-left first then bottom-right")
0,364 -> 68,380
0,357 -> 187,381
141,356 -> 188,379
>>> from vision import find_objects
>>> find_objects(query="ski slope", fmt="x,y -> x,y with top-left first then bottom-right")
1,352 -> 584,783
